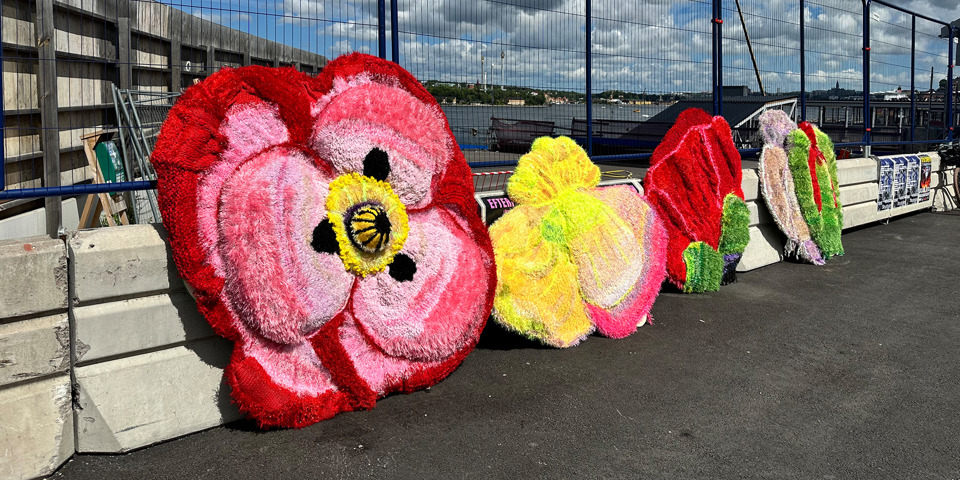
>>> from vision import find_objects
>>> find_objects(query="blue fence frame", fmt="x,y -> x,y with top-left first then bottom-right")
0,0 -> 957,203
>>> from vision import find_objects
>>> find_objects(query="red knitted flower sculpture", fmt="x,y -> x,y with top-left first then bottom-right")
644,108 -> 750,293
151,53 -> 496,428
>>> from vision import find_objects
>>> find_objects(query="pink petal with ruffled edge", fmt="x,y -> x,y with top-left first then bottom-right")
197,102 -> 290,279
349,207 -> 492,363
335,315 -> 438,395
582,186 -> 668,338
218,147 -> 353,345
240,334 -> 341,397
310,81 -> 451,210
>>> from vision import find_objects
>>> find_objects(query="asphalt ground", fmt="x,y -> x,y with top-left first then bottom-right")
53,210 -> 960,479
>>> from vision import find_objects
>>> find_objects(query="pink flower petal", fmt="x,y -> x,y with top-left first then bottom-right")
350,207 -> 493,362
240,333 -> 341,397
310,81 -> 451,209
218,147 -> 354,345
582,186 -> 668,338
198,102 -> 291,278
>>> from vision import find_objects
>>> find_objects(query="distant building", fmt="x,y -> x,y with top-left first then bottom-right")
507,99 -> 526,106
883,87 -> 909,101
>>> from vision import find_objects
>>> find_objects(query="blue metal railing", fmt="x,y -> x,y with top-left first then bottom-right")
1,0 -> 957,201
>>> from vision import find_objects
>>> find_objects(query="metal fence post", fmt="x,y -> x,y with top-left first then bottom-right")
391,0 -> 400,63
36,0 -> 62,237
910,15 -> 916,142
378,0 -> 387,59
863,0 -> 872,156
948,26 -> 955,141
0,41 -> 5,191
713,0 -> 724,116
586,0 -> 593,156
800,0 -> 806,121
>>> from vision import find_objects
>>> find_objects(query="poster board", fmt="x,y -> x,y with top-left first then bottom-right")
918,154 -> 932,202
877,154 -> 932,211
878,157 -> 894,211
892,156 -> 908,208
905,155 -> 920,205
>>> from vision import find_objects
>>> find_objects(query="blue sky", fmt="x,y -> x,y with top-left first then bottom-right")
164,0 -> 960,94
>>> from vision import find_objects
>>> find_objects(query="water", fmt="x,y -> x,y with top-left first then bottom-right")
439,104 -> 668,148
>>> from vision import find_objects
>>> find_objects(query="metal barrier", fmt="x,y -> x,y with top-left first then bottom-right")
0,0 -> 958,237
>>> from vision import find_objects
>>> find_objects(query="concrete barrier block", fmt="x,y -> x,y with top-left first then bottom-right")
75,292 -> 214,365
0,236 -> 67,319
930,163 -> 957,212
839,182 -> 879,207
842,201 -> 879,229
0,314 -> 69,388
837,157 -> 878,186
70,224 -> 183,305
741,169 -> 760,202
75,337 -> 241,453
746,200 -> 774,227
737,224 -> 784,272
0,375 -> 74,480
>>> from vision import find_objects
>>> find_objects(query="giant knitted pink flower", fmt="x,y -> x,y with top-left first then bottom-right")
152,54 -> 496,428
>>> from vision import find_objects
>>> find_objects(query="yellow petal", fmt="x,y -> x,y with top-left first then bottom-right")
507,136 -> 600,205
490,204 -> 593,347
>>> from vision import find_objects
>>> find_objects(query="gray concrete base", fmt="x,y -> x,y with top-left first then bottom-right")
74,292 -> 212,364
0,375 -> 74,480
0,236 -> 67,319
74,338 -> 240,453
0,314 -> 69,387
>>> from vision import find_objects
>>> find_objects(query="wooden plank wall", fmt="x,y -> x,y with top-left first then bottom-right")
1,0 -> 328,195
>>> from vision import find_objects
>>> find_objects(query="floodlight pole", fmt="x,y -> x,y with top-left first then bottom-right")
378,0 -> 386,59
863,0 -> 872,157
586,0 -> 593,156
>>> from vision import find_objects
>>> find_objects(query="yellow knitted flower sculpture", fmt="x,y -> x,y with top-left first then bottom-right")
489,136 -> 667,348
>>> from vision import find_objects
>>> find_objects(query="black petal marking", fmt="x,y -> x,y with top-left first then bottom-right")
363,148 -> 391,182
311,220 -> 340,255
388,253 -> 417,282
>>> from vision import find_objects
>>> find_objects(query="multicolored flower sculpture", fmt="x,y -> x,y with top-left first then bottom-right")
151,53 -> 496,428
758,110 -> 825,264
785,120 -> 844,259
644,108 -> 750,293
489,136 -> 667,348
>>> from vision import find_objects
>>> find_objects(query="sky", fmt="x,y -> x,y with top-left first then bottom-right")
168,0 -> 960,94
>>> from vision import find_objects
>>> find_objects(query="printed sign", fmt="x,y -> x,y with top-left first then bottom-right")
475,193 -> 517,225
878,157 -> 894,211
877,154 -> 933,210
905,155 -> 920,205
919,154 -> 932,202
892,156 -> 908,208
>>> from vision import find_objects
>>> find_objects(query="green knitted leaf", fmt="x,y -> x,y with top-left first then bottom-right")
682,241 -> 723,293
813,130 -> 844,257
786,126 -> 844,260
719,193 -> 750,255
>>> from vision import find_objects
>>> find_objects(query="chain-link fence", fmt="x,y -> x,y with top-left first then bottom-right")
1,0 -> 957,236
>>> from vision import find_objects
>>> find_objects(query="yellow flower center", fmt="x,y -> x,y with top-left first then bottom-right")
326,172 -> 409,277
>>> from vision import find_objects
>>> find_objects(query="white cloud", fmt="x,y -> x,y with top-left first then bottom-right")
207,0 -> 960,94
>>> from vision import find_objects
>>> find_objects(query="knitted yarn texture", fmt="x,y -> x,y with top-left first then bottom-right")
758,110 -> 844,263
151,53 -> 496,428
644,108 -> 749,293
489,136 -> 667,348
